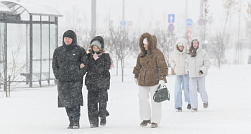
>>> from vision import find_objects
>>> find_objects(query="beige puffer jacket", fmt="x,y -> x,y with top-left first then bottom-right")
186,37 -> 211,78
170,38 -> 188,75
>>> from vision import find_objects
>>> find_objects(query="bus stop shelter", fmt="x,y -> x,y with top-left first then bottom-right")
0,1 -> 62,90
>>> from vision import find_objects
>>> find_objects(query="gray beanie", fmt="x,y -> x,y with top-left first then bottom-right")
91,40 -> 102,48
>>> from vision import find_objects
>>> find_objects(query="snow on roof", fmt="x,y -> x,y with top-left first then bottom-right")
0,1 -> 62,17
0,2 -> 11,12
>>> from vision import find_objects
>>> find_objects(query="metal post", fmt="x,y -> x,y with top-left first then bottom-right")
0,23 -> 2,89
185,0 -> 188,38
91,0 -> 96,36
199,0 -> 204,48
122,0 -> 125,22
48,17 -> 51,85
122,0 -> 125,31
29,15 -> 33,87
55,17 -> 58,48
4,23 -> 7,92
26,24 -> 29,84
40,16 -> 42,87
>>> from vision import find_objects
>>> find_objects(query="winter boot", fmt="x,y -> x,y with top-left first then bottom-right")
72,119 -> 80,129
176,107 -> 182,112
140,120 -> 151,127
203,102 -> 208,108
90,124 -> 99,128
150,123 -> 158,128
67,118 -> 73,129
191,108 -> 198,112
100,117 -> 106,126
90,118 -> 99,128
187,104 -> 191,110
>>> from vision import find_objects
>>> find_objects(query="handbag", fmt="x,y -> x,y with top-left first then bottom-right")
153,85 -> 170,103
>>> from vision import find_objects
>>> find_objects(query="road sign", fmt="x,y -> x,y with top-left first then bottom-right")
120,21 -> 125,26
168,14 -> 175,23
168,23 -> 175,32
186,19 -> 193,26
128,21 -> 133,26
197,18 -> 205,26
187,26 -> 192,42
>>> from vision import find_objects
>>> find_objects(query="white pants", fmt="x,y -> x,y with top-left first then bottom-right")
138,85 -> 162,124
189,77 -> 208,109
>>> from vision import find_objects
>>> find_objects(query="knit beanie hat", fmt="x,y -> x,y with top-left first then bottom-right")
143,38 -> 148,44
91,40 -> 102,48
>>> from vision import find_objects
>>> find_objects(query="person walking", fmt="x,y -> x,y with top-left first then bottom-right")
52,30 -> 87,129
133,33 -> 168,128
186,37 -> 210,112
85,36 -> 112,128
170,38 -> 191,112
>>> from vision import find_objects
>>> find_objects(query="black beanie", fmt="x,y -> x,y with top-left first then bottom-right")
63,30 -> 77,44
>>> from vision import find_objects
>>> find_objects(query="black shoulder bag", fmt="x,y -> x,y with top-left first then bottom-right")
153,85 -> 170,103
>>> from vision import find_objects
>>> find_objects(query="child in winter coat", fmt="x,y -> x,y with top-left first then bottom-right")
186,37 -> 210,112
84,36 -> 112,128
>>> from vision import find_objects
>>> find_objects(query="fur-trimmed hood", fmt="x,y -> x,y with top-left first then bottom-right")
138,33 -> 157,55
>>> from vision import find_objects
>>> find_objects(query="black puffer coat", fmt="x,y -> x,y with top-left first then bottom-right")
52,30 -> 87,107
85,52 -> 111,91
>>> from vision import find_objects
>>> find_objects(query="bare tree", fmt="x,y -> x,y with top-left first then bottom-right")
0,40 -> 27,92
210,33 -> 230,69
208,0 -> 235,68
246,1 -> 251,57
154,28 -> 176,67
235,0 -> 244,64
109,27 -> 133,82
202,0 -> 212,50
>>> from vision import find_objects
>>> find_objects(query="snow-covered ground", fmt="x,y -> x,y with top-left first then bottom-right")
0,60 -> 251,134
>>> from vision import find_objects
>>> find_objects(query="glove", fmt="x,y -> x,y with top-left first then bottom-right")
185,69 -> 189,74
158,80 -> 165,87
134,78 -> 138,85
199,70 -> 203,75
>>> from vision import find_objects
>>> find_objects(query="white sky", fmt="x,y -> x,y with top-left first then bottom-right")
3,0 -> 251,37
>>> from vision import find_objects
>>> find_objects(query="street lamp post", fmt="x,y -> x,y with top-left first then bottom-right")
91,0 -> 96,36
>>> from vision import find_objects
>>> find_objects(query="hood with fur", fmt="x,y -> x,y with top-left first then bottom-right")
138,33 -> 157,55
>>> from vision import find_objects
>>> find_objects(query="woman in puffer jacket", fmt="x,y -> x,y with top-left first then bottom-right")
186,37 -> 210,112
133,33 -> 168,128
170,38 -> 191,112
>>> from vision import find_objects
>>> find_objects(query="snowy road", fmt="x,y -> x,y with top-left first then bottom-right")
0,64 -> 251,134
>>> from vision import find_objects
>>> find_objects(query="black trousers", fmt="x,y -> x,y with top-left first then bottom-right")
88,89 -> 109,126
65,105 -> 81,120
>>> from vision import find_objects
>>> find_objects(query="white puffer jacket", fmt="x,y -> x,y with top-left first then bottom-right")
185,38 -> 210,78
170,38 -> 188,75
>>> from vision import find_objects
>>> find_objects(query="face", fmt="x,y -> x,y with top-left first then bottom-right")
93,45 -> 100,53
143,44 -> 148,50
64,37 -> 73,45
178,46 -> 184,51
192,40 -> 199,49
